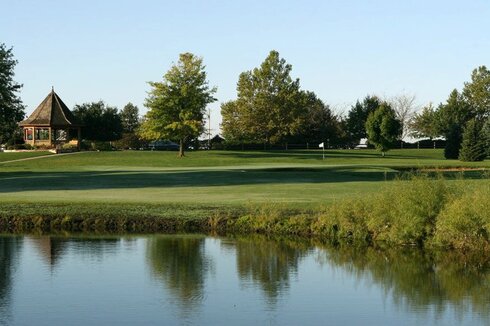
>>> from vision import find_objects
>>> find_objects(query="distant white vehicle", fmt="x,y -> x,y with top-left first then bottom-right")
354,138 -> 368,149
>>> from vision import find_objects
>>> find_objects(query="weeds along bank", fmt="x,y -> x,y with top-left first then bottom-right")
222,174 -> 490,251
0,174 -> 489,252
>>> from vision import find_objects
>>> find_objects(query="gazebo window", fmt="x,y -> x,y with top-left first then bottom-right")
25,128 -> 33,140
35,128 -> 50,140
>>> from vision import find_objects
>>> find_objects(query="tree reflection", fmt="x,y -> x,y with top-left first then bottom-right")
318,243 -> 490,322
28,236 -> 122,268
0,236 -> 22,324
229,236 -> 309,303
146,235 -> 212,312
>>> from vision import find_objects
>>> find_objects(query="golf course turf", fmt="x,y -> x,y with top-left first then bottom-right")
0,149 -> 488,249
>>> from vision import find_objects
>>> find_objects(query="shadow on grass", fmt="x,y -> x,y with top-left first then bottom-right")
0,167 -> 484,193
0,166 -> 398,193
214,150 -> 438,160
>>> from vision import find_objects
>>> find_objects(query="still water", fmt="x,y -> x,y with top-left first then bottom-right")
0,234 -> 489,325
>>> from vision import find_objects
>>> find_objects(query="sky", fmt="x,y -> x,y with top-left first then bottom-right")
2,0 -> 489,136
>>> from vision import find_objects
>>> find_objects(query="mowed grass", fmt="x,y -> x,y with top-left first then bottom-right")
0,151 -> 52,162
0,149 -> 488,212
1,148 -> 489,170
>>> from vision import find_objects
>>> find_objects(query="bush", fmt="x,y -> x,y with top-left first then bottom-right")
433,185 -> 490,251
7,143 -> 33,150
113,133 -> 144,150
365,175 -> 454,244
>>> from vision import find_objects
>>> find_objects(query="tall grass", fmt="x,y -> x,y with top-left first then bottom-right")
223,173 -> 490,251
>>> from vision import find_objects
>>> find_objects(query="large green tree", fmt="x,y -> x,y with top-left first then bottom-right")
462,66 -> 490,119
73,101 -> 123,143
292,91 -> 342,146
0,43 -> 25,144
141,53 -> 216,157
365,104 -> 402,156
221,50 -> 302,147
409,103 -> 439,140
345,95 -> 381,143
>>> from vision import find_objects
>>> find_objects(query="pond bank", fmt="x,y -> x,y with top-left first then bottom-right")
1,174 -> 489,252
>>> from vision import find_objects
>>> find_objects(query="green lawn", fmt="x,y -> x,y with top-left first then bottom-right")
0,149 -> 488,216
0,151 -> 52,162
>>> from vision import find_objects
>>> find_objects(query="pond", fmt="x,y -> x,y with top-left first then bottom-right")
0,234 -> 489,325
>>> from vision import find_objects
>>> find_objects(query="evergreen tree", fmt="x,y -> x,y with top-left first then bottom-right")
346,95 -> 381,143
120,103 -> 140,133
436,90 -> 473,159
459,119 -> 486,162
483,117 -> 490,156
444,124 -> 462,159
0,43 -> 25,144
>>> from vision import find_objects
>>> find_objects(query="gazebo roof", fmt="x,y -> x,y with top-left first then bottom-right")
20,88 -> 81,127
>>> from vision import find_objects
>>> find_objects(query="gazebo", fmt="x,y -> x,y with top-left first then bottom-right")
19,88 -> 82,150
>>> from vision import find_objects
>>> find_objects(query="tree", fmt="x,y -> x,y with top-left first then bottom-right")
483,117 -> 490,157
409,103 -> 439,140
444,125 -> 462,160
292,91 -> 342,146
73,101 -> 123,143
435,89 -> 473,159
459,118 -> 486,162
462,66 -> 490,119
345,95 -> 381,143
0,43 -> 25,144
389,93 -> 417,146
120,103 -> 140,133
220,50 -> 302,147
365,104 -> 402,156
221,100 -> 251,144
141,53 -> 217,157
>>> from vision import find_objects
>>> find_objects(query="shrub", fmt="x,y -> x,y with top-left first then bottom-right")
7,143 -> 33,150
312,199 -> 370,242
365,175 -> 453,245
433,185 -> 490,251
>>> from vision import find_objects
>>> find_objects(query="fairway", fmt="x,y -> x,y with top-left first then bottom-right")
0,151 -> 52,163
0,149 -> 488,209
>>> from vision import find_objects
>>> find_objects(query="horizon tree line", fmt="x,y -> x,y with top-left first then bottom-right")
1,41 -> 489,160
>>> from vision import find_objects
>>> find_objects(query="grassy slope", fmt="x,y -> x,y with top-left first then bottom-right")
0,149 -> 488,218
0,151 -> 52,162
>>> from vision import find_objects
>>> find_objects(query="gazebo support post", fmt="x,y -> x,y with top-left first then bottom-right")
77,127 -> 81,151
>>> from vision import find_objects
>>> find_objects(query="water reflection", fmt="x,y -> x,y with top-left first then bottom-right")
317,243 -> 490,323
0,234 -> 488,324
222,236 -> 310,303
27,236 -> 125,268
146,235 -> 213,312
0,236 -> 22,325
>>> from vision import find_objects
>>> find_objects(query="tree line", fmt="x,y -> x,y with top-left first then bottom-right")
1,42 -> 489,160
410,66 -> 490,161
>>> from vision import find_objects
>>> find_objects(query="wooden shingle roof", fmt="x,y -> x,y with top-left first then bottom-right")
20,88 -> 81,127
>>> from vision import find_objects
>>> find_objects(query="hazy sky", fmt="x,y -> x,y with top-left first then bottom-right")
2,0 -> 489,134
